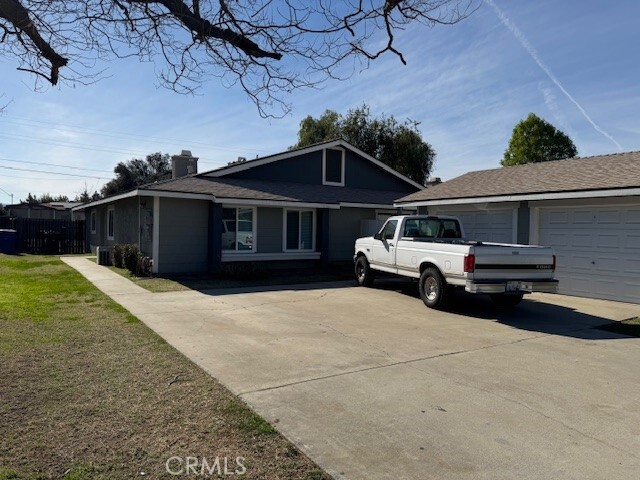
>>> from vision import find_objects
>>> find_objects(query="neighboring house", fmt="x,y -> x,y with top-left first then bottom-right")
5,201 -> 85,220
74,141 -> 421,274
395,151 -> 640,304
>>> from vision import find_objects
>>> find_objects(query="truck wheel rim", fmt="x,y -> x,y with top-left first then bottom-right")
357,263 -> 364,279
425,277 -> 438,301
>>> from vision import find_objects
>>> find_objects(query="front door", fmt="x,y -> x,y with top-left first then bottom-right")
371,219 -> 397,269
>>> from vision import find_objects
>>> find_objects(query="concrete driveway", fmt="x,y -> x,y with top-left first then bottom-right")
64,257 -> 640,480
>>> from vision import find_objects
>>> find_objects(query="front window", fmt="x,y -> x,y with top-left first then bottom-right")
107,206 -> 115,240
222,207 -> 255,251
284,209 -> 315,251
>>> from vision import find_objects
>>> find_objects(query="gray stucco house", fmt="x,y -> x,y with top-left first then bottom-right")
75,139 -> 421,274
395,151 -> 640,304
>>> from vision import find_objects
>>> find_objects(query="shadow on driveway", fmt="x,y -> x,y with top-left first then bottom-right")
372,278 -> 635,340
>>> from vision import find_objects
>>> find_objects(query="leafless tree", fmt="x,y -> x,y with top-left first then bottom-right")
0,1 -> 478,116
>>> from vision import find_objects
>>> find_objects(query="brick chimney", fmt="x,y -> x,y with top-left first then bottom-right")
171,150 -> 198,179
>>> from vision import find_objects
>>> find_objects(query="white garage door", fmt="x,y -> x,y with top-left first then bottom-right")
431,207 -> 515,243
538,205 -> 640,303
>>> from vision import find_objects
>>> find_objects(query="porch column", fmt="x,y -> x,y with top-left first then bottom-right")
317,208 -> 330,269
209,202 -> 223,274
517,201 -> 530,245
152,196 -> 160,274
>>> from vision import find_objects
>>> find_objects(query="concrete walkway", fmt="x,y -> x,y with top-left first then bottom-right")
63,257 -> 640,480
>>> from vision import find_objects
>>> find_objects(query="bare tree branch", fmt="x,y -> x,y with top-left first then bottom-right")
0,0 -> 479,116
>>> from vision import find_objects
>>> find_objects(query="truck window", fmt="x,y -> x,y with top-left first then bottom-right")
380,220 -> 398,240
402,218 -> 461,239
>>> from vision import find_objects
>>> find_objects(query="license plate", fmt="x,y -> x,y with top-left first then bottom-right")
506,281 -> 533,292
506,281 -> 519,292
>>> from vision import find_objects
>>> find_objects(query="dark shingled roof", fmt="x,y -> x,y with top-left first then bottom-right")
396,151 -> 640,203
141,176 -> 401,205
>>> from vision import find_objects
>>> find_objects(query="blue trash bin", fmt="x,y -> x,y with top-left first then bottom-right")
0,229 -> 17,254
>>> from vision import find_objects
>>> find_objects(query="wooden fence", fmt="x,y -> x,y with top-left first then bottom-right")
0,217 -> 87,254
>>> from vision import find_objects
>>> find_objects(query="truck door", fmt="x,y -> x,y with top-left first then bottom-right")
372,219 -> 398,269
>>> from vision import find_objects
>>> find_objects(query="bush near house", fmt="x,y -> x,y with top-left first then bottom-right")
112,244 -> 152,277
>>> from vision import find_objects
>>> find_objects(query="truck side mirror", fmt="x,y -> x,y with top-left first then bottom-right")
373,232 -> 382,240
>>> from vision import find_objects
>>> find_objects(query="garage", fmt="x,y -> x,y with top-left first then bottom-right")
430,205 -> 515,243
536,203 -> 640,303
395,151 -> 640,304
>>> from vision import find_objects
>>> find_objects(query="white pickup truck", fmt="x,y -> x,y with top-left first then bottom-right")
354,215 -> 558,309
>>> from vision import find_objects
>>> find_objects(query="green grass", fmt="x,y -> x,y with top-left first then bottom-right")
0,254 -> 328,479
598,317 -> 640,337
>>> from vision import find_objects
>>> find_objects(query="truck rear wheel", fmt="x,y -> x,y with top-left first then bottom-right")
419,267 -> 448,309
355,256 -> 375,287
490,293 -> 524,307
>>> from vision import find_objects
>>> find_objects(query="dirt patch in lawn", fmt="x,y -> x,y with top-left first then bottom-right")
0,254 -> 330,480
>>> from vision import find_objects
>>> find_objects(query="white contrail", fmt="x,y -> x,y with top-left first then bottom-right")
485,0 -> 622,151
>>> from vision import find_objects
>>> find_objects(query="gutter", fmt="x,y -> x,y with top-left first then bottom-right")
394,187 -> 640,208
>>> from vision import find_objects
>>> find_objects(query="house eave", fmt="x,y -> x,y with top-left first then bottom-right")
72,189 -> 215,210
394,187 -> 640,208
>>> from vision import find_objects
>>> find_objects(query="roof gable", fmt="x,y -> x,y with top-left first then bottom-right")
202,139 -> 424,190
397,151 -> 640,204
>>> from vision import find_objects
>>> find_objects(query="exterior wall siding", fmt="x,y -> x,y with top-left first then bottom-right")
256,207 -> 283,253
112,197 -> 139,246
213,148 -> 417,194
158,197 -> 209,274
328,207 -> 376,261
344,150 -> 415,193
219,151 -> 322,184
88,197 -> 138,250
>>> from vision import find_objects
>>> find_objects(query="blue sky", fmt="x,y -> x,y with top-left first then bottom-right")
1,0 -> 639,203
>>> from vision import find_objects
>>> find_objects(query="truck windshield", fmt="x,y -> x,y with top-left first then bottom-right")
402,218 -> 462,239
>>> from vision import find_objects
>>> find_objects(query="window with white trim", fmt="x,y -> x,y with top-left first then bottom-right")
322,148 -> 345,186
284,209 -> 315,251
106,206 -> 115,240
90,210 -> 96,234
222,207 -> 256,252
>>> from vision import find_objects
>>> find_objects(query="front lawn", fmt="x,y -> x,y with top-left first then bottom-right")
0,254 -> 329,479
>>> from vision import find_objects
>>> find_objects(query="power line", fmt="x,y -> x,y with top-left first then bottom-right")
0,116 -> 266,155
0,157 -> 113,173
0,132 -> 149,157
0,165 -> 107,179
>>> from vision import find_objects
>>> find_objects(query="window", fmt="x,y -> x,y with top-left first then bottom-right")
402,218 -> 462,239
106,206 -> 115,240
323,148 -> 345,186
222,207 -> 255,251
90,210 -> 96,234
379,220 -> 398,240
284,209 -> 315,251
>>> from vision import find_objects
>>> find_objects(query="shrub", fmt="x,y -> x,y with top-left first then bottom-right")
137,255 -> 152,277
123,244 -> 140,275
113,244 -> 125,269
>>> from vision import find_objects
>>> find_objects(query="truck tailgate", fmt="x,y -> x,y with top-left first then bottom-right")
470,244 -> 555,282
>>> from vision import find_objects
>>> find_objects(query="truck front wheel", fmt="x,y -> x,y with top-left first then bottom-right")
419,267 -> 448,309
355,256 -> 375,287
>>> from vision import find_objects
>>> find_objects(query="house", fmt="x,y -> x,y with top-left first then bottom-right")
73,140 -> 421,274
395,151 -> 640,304
5,201 -> 85,220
